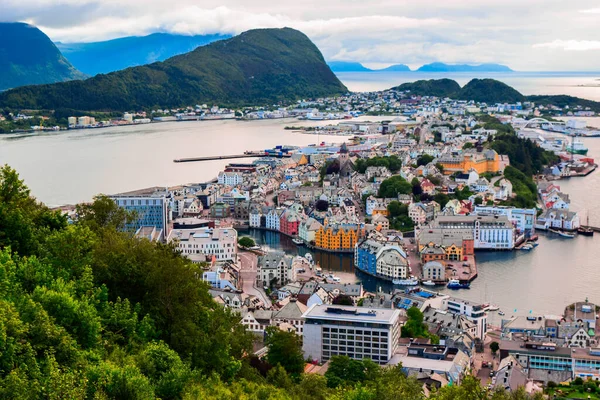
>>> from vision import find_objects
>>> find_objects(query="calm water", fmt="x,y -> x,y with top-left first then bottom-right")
1,106 -> 600,316
337,71 -> 600,101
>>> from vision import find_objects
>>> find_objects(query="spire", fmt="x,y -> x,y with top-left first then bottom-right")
339,142 -> 348,154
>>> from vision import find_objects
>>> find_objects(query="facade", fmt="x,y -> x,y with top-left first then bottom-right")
168,227 -> 237,262
315,227 -> 359,251
437,149 -> 501,175
258,252 -> 296,287
442,297 -> 487,340
536,209 -> 580,231
302,305 -> 402,364
429,215 -> 515,250
355,240 -> 409,280
266,208 -> 282,231
473,206 -> 536,235
217,171 -> 243,185
279,207 -> 303,237
111,188 -> 170,241
299,217 -> 323,244
422,261 -> 445,281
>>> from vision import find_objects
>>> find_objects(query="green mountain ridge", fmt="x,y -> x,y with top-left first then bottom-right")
0,28 -> 347,111
0,22 -> 86,91
391,78 -> 600,109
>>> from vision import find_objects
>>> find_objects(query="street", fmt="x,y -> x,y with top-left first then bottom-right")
238,251 -> 272,307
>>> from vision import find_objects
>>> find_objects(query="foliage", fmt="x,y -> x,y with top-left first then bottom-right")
315,199 -> 329,212
391,79 -> 461,97
490,341 -> 500,354
458,79 -> 525,103
401,307 -> 438,343
527,94 -> 600,113
463,142 -> 474,149
378,176 -> 412,198
265,327 -> 306,376
238,236 -> 256,248
354,156 -> 402,174
500,166 -> 538,208
0,28 -> 347,111
417,154 -> 434,166
332,294 -> 354,306
386,201 -> 414,232
491,131 -> 558,176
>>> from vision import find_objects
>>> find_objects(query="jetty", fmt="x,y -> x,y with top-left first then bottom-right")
174,151 -> 291,163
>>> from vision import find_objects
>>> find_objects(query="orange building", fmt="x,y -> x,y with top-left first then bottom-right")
315,227 -> 360,251
438,149 -> 501,175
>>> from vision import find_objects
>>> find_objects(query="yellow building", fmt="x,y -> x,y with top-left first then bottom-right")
315,227 -> 359,251
438,149 -> 500,175
371,206 -> 389,217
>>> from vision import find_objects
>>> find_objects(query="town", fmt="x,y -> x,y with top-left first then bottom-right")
47,88 -> 600,396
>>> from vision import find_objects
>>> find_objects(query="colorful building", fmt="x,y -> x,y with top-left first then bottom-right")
437,149 -> 501,175
315,226 -> 360,251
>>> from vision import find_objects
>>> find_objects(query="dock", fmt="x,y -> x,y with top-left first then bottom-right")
174,152 -> 291,163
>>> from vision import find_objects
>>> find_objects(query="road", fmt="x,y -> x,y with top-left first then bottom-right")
238,251 -> 272,307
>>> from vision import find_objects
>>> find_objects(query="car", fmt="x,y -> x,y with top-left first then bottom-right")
297,268 -> 306,273
462,271 -> 469,274
489,371 -> 495,377
482,361 -> 490,368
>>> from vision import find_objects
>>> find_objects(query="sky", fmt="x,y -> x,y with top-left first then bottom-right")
3,0 -> 600,71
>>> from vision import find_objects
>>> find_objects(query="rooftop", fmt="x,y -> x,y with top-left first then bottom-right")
303,304 -> 400,325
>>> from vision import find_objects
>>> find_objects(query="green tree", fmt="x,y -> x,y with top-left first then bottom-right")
238,236 -> 256,248
463,142 -> 474,150
490,341 -> 500,354
378,176 -> 412,198
265,327 -> 305,376
417,154 -> 434,166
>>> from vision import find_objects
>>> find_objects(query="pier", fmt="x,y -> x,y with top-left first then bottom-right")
174,152 -> 291,163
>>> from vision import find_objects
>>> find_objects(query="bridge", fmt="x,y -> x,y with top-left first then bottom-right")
521,118 -> 560,130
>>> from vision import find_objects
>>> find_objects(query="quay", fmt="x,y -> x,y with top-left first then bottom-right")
174,152 -> 291,163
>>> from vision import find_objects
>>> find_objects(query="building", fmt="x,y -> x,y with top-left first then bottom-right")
279,207 -> 303,237
111,187 -> 170,241
258,252 -> 297,287
442,297 -> 487,340
437,149 -> 501,175
168,227 -> 237,262
422,261 -> 445,282
355,240 -> 409,280
473,206 -> 536,236
536,209 -> 580,231
266,208 -> 282,231
217,171 -> 244,186
299,217 -> 323,244
428,215 -> 515,250
302,305 -> 402,364
315,226 -> 359,251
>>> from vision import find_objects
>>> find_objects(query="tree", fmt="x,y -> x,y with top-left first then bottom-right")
238,237 -> 256,248
387,201 -> 407,218
332,294 -> 353,306
490,341 -> 500,354
417,154 -> 434,166
315,199 -> 329,212
378,176 -> 412,198
325,356 -> 379,388
265,327 -> 305,376
474,197 -> 483,205
463,142 -> 474,150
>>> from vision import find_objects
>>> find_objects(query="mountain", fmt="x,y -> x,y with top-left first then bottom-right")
378,64 -> 411,72
57,33 -> 230,76
417,62 -> 513,72
526,95 -> 600,113
328,61 -> 372,72
458,78 -> 524,103
0,22 -> 86,91
0,28 -> 347,111
390,79 -> 461,97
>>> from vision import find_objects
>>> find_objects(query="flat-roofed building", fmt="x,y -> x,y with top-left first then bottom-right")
168,227 -> 237,262
302,304 -> 402,364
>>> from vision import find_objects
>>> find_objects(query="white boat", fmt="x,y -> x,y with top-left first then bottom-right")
393,277 -> 419,286
305,253 -> 313,263
291,237 -> 304,246
521,244 -> 533,251
422,280 -> 436,286
549,228 -> 576,238
487,305 -> 500,312
498,311 -> 505,316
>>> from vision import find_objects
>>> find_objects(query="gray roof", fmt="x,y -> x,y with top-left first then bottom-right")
303,304 -> 400,325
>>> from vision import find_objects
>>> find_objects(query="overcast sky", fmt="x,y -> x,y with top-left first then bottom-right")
4,0 -> 600,71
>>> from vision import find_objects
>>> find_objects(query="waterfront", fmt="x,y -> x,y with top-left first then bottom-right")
337,71 -> 600,101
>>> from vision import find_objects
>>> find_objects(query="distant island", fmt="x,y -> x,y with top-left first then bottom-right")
390,78 -> 600,111
0,22 -> 86,91
0,28 -> 347,111
328,61 -> 513,73
57,33 -> 230,76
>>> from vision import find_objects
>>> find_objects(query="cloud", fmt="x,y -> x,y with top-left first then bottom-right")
534,40 -> 600,51
580,8 -> 600,13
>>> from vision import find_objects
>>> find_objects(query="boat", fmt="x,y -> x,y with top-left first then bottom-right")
531,242 -> 539,247
487,305 -> 500,312
549,228 -> 575,238
566,139 -> 589,155
498,311 -> 505,316
520,244 -> 533,251
393,277 -> 419,286
530,235 -> 539,241
447,279 -> 470,290
422,280 -> 436,286
305,253 -> 313,264
292,237 -> 305,246
577,213 -> 594,236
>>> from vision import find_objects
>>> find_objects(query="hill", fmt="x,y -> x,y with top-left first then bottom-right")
379,64 -> 411,72
57,33 -> 230,76
390,78 -> 461,97
0,28 -> 347,111
417,62 -> 513,72
458,78 -> 525,103
0,22 -> 86,91
526,94 -> 600,113
328,61 -> 372,72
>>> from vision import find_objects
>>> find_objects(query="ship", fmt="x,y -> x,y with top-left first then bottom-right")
292,237 -> 305,246
549,228 -> 576,238
566,140 -> 589,155
421,280 -> 436,286
393,277 -> 419,286
447,279 -> 470,290
577,213 -> 594,236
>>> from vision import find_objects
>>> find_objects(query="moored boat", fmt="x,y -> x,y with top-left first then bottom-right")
393,277 -> 419,286
422,280 -> 436,286
521,244 -> 533,251
487,305 -> 500,312
447,279 -> 470,290
292,237 -> 305,245
549,228 -> 576,238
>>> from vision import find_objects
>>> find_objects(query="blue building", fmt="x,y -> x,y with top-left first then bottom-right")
354,239 -> 380,276
111,187 -> 170,241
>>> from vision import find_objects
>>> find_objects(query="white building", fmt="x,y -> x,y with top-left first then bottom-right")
168,227 -> 237,262
432,215 -> 515,250
258,252 -> 297,287
302,305 -> 402,364
249,208 -> 262,228
217,171 -> 243,186
442,297 -> 487,340
536,209 -> 580,231
376,246 -> 409,280
266,208 -> 282,231
473,206 -> 536,235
